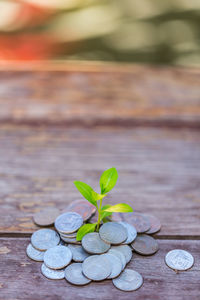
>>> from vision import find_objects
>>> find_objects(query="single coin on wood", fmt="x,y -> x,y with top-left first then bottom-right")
108,248 -> 126,270
131,234 -> 159,256
26,243 -> 44,262
82,232 -> 110,254
68,244 -> 90,262
144,214 -> 161,234
112,269 -> 143,292
44,245 -> 72,269
55,212 -> 83,234
33,207 -> 60,227
65,263 -> 91,286
112,245 -> 132,264
64,200 -> 96,221
41,263 -> 65,280
119,221 -> 137,244
99,222 -> 127,244
124,212 -> 150,233
82,255 -> 111,281
165,249 -> 194,271
102,253 -> 123,279
31,229 -> 60,251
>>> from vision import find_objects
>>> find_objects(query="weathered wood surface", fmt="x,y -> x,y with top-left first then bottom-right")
0,64 -> 200,299
0,238 -> 199,300
0,64 -> 199,126
0,126 -> 199,236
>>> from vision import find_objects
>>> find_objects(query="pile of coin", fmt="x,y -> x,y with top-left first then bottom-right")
27,200 -> 194,292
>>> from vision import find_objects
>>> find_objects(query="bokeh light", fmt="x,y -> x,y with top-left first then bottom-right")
0,0 -> 199,66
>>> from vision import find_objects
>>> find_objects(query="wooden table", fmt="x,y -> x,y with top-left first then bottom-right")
0,63 -> 200,300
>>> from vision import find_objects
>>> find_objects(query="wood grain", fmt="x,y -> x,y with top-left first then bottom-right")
0,125 -> 199,236
0,64 -> 199,126
0,238 -> 199,300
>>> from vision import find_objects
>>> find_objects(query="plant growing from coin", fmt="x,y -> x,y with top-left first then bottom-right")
74,167 -> 133,240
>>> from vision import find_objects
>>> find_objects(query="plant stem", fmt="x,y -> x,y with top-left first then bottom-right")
96,198 -> 103,231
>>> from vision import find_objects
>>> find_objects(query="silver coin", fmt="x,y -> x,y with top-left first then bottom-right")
64,200 -> 96,221
119,221 -> 137,244
99,222 -> 127,244
60,235 -> 81,245
165,249 -> 194,271
33,207 -> 60,227
44,245 -> 72,269
124,212 -> 151,233
59,232 -> 77,239
65,263 -> 91,285
131,234 -> 159,256
112,245 -> 132,264
82,255 -> 111,281
68,244 -> 90,262
55,212 -> 83,234
102,253 -> 123,279
26,243 -> 44,262
108,248 -> 126,269
41,263 -> 65,280
112,269 -> 143,291
31,229 -> 60,251
82,232 -> 110,254
144,214 -> 161,234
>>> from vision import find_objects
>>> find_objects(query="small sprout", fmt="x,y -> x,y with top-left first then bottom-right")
74,167 -> 133,240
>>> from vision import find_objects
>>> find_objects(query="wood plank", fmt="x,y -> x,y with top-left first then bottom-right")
0,64 -> 199,125
0,238 -> 199,300
0,125 -> 199,236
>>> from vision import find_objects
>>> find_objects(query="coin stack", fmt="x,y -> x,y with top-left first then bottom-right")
27,200 -> 194,292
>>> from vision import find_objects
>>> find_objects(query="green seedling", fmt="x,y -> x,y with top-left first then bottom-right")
74,167 -> 133,241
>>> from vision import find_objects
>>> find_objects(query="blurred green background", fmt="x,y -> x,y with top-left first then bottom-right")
0,0 -> 200,66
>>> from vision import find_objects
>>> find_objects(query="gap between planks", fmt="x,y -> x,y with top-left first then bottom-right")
0,120 -> 200,129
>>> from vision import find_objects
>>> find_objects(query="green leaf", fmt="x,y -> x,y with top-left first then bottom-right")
100,204 -> 112,220
104,203 -> 133,213
100,167 -> 118,194
91,191 -> 106,202
74,181 -> 98,207
76,223 -> 97,241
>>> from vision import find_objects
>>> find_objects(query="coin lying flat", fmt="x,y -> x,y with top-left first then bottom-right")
44,245 -> 72,269
124,213 -> 150,233
144,214 -> 161,234
112,245 -> 132,263
55,212 -> 83,234
65,200 -> 96,221
26,243 -> 44,262
102,253 -> 123,279
82,232 -> 110,254
99,222 -> 127,244
82,255 -> 111,281
109,248 -> 126,269
41,263 -> 65,280
165,249 -> 194,271
31,229 -> 60,251
112,269 -> 143,291
68,244 -> 90,262
131,234 -> 159,255
33,207 -> 60,227
119,221 -> 137,244
65,263 -> 91,285
60,235 -> 81,245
